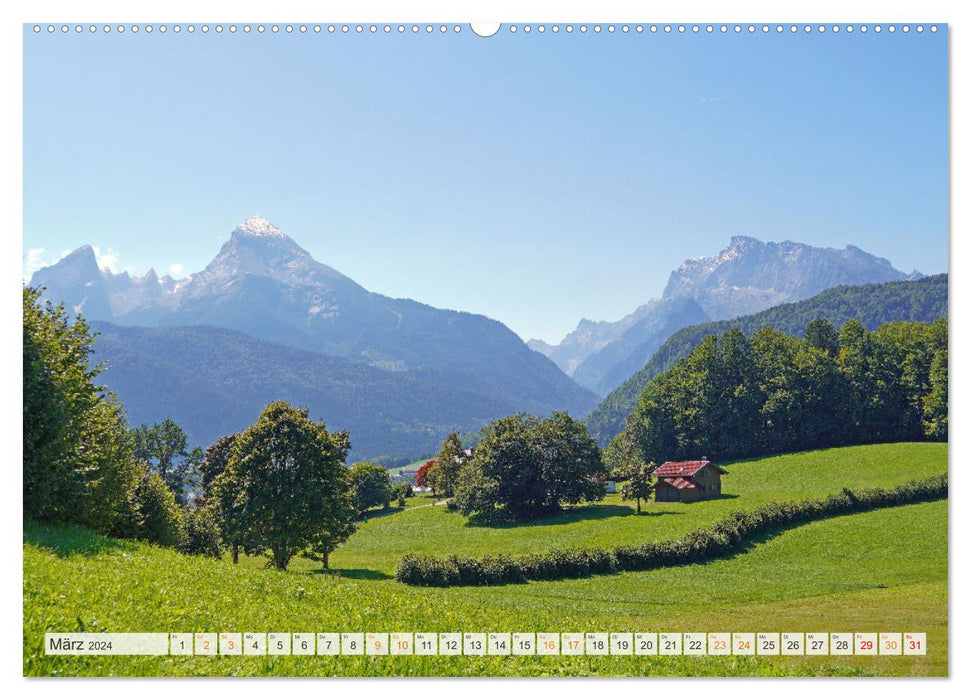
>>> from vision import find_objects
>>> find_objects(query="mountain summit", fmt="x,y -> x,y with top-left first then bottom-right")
661,236 -> 921,320
533,235 -> 922,396
232,215 -> 289,239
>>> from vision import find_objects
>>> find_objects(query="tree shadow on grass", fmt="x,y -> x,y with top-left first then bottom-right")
355,505 -> 405,522
465,504 -> 684,529
23,520 -> 137,558
668,493 -> 741,504
308,568 -> 393,581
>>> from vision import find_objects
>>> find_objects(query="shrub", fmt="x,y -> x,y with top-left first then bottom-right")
178,505 -> 223,558
392,481 -> 413,507
114,469 -> 183,547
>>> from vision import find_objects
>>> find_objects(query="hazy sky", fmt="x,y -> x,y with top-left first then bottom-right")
23,24 -> 948,342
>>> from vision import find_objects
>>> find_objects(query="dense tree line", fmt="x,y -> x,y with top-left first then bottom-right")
24,288 -> 193,547
606,318 -> 947,470
587,274 -> 948,446
24,288 -> 139,531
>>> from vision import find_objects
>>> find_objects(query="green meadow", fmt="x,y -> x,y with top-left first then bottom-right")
23,442 -> 947,677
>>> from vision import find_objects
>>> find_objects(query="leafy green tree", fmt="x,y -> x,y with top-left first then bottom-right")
750,327 -> 802,452
620,461 -> 656,513
198,433 -> 238,503
23,287 -> 139,531
924,346 -> 948,440
455,414 -> 539,520
455,412 -> 605,521
304,516 -> 356,570
535,412 -> 606,507
211,448 -> 252,565
349,462 -> 393,514
211,401 -> 352,570
805,318 -> 840,357
432,432 -> 466,497
131,419 -> 201,503
178,504 -> 223,558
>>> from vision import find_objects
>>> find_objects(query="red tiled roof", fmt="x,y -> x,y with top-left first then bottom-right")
660,477 -> 698,490
653,460 -> 727,477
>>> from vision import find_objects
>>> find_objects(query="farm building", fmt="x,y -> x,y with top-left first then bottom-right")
652,460 -> 728,503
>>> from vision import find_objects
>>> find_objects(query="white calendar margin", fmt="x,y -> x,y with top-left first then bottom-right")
5,0 -> 966,697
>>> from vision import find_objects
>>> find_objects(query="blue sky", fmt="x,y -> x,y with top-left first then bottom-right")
23,25 -> 948,343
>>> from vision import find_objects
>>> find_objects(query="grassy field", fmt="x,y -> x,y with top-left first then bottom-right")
23,442 -> 948,677
384,458 -> 431,475
321,442 -> 947,575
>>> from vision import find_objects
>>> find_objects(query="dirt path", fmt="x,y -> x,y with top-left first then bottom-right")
404,500 -> 448,511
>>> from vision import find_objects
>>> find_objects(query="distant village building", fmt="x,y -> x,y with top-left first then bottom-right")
391,469 -> 418,485
652,460 -> 728,503
604,480 -> 618,494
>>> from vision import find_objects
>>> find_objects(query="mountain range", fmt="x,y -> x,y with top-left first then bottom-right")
30,218 -> 933,462
529,236 -> 922,396
88,322 -> 530,463
585,273 -> 949,446
31,217 -> 598,461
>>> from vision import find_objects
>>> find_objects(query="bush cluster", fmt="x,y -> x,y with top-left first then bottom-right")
396,554 -> 526,587
177,505 -> 223,558
395,473 -> 947,586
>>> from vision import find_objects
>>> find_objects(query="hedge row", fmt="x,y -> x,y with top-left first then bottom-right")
395,473 -> 947,586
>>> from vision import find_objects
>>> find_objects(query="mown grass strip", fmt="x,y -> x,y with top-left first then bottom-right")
396,474 -> 947,586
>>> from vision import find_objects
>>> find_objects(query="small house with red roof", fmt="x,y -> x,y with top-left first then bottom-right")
652,459 -> 728,503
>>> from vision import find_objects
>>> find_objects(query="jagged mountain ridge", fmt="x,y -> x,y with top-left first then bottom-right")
532,235 -> 921,396
662,235 -> 922,319
31,217 -> 600,445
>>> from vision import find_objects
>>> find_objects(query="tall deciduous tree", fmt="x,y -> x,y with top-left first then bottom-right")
432,432 -> 466,497
211,401 -> 352,571
305,516 -> 356,570
805,318 -> 840,357
415,460 -> 435,491
198,434 -> 238,501
924,346 -> 948,440
620,461 -> 656,513
131,419 -> 201,503
199,433 -> 241,561
115,469 -> 183,546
